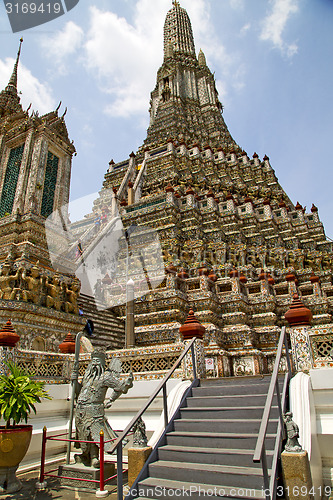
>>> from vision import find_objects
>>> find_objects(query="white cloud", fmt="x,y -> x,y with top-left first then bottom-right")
41,21 -> 84,75
260,0 -> 299,57
0,58 -> 55,114
83,3 -> 167,118
240,23 -> 251,36
83,0 -> 232,118
230,0 -> 245,10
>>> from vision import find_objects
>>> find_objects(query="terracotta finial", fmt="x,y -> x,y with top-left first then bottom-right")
208,270 -> 218,282
285,271 -> 296,282
206,189 -> 214,198
278,199 -> 286,208
253,152 -> 259,159
310,272 -> 320,284
0,319 -> 20,347
120,198 -> 128,207
128,180 -> 133,189
179,309 -> 205,340
198,266 -> 209,276
59,333 -> 76,354
229,268 -> 239,278
263,154 -> 269,161
177,268 -> 189,280
186,186 -> 195,195
165,183 -> 174,193
239,272 -> 247,284
166,263 -> 177,274
285,294 -> 312,326
267,273 -> 275,286
258,269 -> 268,281
295,201 -> 303,211
311,204 -> 318,213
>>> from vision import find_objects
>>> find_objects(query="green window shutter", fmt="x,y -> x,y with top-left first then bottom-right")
0,144 -> 25,217
41,152 -> 59,218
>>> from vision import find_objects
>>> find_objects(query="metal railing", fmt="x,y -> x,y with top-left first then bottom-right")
111,336 -> 198,500
36,428 -> 123,495
253,326 -> 293,500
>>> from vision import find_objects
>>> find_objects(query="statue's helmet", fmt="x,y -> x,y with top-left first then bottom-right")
91,350 -> 106,364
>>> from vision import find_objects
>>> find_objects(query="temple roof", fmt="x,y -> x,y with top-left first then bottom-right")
164,1 -> 196,59
0,38 -> 23,118
143,2 -> 239,151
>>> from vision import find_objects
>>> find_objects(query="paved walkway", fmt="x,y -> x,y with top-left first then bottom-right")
1,463 -> 122,500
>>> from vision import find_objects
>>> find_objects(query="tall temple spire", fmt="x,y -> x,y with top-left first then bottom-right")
145,3 -> 239,151
5,38 -> 23,94
164,1 -> 195,59
0,38 -> 24,117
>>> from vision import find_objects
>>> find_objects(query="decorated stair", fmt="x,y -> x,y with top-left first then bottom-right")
133,375 -> 283,500
79,293 -> 125,350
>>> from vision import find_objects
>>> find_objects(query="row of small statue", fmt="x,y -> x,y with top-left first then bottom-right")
0,262 -> 80,314
167,245 -> 333,272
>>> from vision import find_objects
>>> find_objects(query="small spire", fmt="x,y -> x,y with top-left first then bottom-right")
6,38 -> 23,94
198,48 -> 207,67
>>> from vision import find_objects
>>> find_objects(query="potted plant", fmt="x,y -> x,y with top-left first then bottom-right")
0,361 -> 51,494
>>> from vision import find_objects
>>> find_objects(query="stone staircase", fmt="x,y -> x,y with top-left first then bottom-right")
135,375 -> 281,499
79,293 -> 125,350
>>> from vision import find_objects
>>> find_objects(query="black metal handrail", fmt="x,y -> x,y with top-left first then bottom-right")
253,326 -> 293,500
111,336 -> 198,500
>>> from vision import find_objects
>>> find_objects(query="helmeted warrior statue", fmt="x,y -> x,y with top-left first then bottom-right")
74,350 -> 133,468
283,412 -> 303,452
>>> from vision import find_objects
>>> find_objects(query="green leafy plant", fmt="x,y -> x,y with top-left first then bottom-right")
0,361 -> 51,429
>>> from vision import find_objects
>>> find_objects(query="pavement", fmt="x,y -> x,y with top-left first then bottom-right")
1,462 -> 123,500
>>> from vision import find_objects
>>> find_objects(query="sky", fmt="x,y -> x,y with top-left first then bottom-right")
0,0 -> 333,236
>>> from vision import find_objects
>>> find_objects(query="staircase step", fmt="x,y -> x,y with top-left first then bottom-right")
173,418 -> 278,434
148,461 -> 268,489
186,394 -> 270,407
180,406 -> 279,419
79,293 -> 125,350
158,445 -> 274,468
166,431 -> 276,450
200,375 -> 272,386
192,382 -> 271,396
137,477 -> 265,499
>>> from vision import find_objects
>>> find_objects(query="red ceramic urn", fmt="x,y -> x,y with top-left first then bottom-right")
180,309 -> 205,340
0,319 -> 20,347
285,294 -> 312,327
59,333 -> 76,354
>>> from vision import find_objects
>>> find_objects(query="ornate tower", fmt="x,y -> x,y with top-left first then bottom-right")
75,2 -> 333,376
0,40 -> 84,351
144,1 -> 238,151
0,39 -> 74,229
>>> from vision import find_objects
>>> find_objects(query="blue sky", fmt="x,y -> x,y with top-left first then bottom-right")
0,0 -> 333,236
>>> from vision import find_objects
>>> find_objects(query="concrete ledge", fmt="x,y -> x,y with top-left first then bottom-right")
128,447 -> 152,487
281,450 -> 314,500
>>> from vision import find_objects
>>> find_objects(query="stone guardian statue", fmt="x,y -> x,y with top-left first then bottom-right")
283,412 -> 303,452
74,351 -> 133,468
